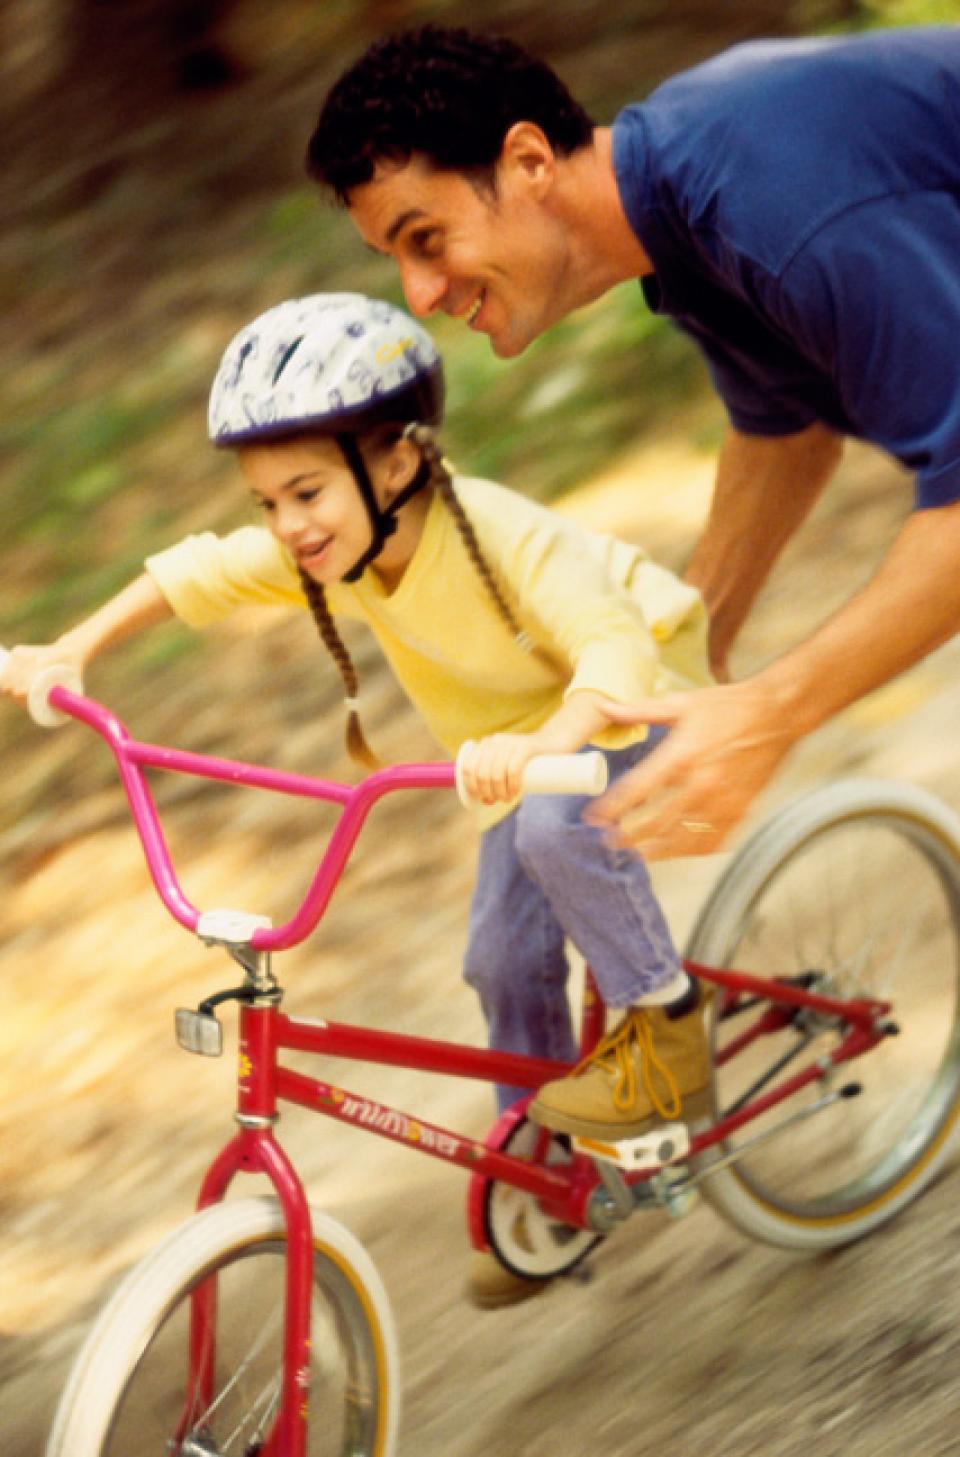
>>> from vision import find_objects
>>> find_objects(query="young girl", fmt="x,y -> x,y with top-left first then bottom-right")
4,293 -> 711,1306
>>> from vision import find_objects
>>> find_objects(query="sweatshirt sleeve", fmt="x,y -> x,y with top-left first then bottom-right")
144,526 -> 305,626
462,481 -> 663,704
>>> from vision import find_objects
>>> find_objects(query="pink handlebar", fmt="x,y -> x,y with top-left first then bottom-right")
36,679 -> 456,952
6,656 -> 607,953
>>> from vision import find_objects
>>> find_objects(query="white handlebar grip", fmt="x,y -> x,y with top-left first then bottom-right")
520,751 -> 608,797
0,647 -> 9,678
455,742 -> 608,806
26,662 -> 84,728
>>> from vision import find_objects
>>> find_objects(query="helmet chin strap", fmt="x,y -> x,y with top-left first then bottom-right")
336,434 -> 432,584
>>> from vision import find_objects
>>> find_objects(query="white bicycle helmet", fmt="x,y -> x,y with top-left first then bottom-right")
208,293 -> 444,580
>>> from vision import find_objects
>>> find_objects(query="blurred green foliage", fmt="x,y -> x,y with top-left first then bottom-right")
0,0 -> 932,655
856,0 -> 958,22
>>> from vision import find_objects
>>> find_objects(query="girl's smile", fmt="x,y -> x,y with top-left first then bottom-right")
293,532 -> 334,571
239,433 -> 428,590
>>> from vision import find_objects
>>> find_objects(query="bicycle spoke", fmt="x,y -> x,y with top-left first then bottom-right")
221,1369 -> 280,1453
192,1303 -> 283,1442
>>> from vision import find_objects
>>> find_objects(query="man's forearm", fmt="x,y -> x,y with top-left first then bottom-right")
685,422 -> 843,673
752,498 -> 960,738
586,496 -> 960,861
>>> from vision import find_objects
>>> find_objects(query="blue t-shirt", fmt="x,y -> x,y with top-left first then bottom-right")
613,27 -> 960,508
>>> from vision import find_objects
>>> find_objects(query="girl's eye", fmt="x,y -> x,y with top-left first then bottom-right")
295,488 -> 320,504
255,498 -> 276,514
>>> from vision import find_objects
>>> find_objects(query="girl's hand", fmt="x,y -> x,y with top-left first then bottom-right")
1,642 -> 84,708
459,733 -> 543,806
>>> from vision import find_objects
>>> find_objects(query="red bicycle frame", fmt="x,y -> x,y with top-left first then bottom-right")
41,680 -> 893,1456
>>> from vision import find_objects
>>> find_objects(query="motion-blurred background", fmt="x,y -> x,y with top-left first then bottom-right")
0,0 -> 947,813
3,3 -> 959,1454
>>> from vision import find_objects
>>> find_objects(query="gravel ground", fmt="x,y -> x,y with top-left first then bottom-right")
4,429 -> 960,1455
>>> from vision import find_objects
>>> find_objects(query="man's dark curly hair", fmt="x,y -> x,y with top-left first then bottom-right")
307,25 -> 595,202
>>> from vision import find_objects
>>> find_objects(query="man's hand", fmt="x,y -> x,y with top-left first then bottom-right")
585,682 -> 797,858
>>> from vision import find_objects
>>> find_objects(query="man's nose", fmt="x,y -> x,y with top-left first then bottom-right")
400,258 -> 448,317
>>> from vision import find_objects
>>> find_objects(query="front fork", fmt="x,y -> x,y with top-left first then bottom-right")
181,958 -> 313,1457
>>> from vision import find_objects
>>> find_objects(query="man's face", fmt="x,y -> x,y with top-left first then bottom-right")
348,152 -> 575,358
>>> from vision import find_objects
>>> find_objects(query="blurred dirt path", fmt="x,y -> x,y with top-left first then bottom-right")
4,423 -> 960,1455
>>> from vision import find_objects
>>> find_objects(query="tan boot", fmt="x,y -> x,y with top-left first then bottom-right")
466,1250 -> 549,1309
529,1000 -> 711,1140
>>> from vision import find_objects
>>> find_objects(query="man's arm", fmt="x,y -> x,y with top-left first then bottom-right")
685,422 -> 843,677
588,496 -> 960,858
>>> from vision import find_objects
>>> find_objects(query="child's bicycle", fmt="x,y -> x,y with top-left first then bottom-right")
10,654 -> 960,1457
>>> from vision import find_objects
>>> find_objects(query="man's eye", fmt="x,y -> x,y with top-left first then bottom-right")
411,229 -> 442,258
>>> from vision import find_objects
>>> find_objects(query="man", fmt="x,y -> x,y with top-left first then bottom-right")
307,23 -> 960,864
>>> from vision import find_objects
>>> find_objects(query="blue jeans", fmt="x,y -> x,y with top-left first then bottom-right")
463,735 -> 681,1111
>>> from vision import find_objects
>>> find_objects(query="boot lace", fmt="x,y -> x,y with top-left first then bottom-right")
577,1010 -> 681,1118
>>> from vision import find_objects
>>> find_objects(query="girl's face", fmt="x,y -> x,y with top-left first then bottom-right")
239,433 -> 424,587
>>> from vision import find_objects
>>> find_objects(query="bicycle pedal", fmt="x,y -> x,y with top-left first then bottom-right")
572,1123 -> 690,1171
562,1262 -> 594,1286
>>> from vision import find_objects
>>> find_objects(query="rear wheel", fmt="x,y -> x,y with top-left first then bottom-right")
687,780 -> 960,1250
46,1196 -> 399,1456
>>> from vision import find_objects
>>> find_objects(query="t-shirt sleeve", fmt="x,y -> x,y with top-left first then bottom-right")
775,191 -> 960,508
145,526 -> 306,626
640,269 -> 818,438
692,332 -> 819,437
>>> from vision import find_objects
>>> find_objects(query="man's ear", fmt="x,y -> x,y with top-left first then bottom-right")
499,121 -> 556,198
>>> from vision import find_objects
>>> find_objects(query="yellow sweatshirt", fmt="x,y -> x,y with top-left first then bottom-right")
146,474 -> 710,793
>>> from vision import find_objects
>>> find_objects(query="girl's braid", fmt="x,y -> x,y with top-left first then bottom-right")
296,564 -> 380,769
407,424 -> 556,670
297,425 -> 558,769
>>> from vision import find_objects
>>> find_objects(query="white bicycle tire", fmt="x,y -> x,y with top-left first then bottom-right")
46,1195 -> 400,1456
687,778 -> 960,1251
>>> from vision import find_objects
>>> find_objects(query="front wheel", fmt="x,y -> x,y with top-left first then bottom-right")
46,1196 -> 399,1456
687,779 -> 960,1251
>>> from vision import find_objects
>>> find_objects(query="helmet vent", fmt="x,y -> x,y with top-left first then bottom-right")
272,335 -> 305,384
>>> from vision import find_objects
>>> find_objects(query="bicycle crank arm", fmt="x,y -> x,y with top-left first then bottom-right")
689,1082 -> 862,1187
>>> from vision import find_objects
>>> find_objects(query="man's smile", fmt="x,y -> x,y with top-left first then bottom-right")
464,290 -> 485,326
